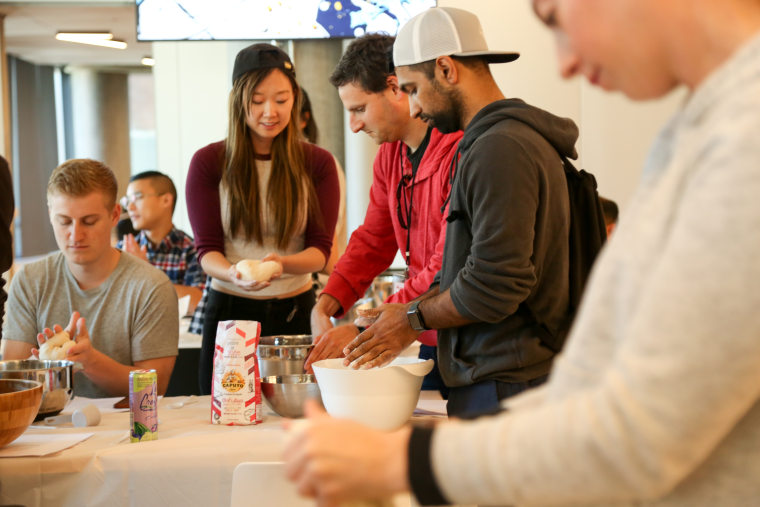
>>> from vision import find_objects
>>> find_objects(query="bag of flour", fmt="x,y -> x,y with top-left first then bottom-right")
211,320 -> 262,425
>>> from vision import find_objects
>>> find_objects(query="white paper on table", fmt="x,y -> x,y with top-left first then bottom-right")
414,398 -> 448,416
67,396 -> 129,413
0,432 -> 94,457
178,294 -> 190,319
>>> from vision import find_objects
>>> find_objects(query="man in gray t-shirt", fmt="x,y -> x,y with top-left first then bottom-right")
1,159 -> 178,398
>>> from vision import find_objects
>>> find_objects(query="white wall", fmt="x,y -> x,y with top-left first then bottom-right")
153,41 -> 247,233
153,1 -> 686,235
438,0 -> 685,208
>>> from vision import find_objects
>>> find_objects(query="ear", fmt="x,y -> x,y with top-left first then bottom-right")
110,203 -> 121,225
436,56 -> 459,84
386,75 -> 402,96
160,193 -> 173,211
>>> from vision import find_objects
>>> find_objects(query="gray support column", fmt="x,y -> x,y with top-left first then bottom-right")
98,72 -> 131,197
7,57 -> 58,257
293,38 -> 378,238
292,39 -> 345,169
68,68 -> 102,160
67,68 -> 131,198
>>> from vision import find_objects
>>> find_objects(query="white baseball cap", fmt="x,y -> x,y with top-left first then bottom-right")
393,7 -> 519,67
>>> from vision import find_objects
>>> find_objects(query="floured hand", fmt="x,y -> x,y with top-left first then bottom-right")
283,400 -> 410,506
354,307 -> 379,328
38,330 -> 75,360
36,312 -> 96,369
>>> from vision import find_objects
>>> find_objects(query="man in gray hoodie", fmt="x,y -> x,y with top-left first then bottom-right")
344,7 -> 577,416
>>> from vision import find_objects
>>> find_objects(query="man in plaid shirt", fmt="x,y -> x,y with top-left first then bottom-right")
116,171 -> 206,333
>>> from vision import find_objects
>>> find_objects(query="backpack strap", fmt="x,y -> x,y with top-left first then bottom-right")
561,155 -> 607,312
526,154 -> 608,353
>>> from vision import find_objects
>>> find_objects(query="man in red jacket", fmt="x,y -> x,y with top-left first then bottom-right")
308,33 -> 461,393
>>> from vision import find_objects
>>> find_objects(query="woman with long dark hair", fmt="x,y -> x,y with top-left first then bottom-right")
187,43 -> 339,394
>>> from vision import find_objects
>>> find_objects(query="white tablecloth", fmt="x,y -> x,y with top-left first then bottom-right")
0,393 -> 447,507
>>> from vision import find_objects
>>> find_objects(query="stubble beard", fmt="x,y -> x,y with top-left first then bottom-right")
425,81 -> 464,134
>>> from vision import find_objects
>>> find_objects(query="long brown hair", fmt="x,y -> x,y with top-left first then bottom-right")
223,68 -> 320,249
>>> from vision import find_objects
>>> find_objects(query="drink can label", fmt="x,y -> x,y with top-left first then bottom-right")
129,369 -> 158,442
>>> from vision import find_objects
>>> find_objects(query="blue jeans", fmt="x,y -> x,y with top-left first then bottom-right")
446,375 -> 548,419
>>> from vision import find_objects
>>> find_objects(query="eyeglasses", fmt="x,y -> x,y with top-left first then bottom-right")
396,174 -> 413,230
119,192 -> 160,209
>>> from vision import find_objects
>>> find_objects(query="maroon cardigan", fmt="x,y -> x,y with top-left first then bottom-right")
185,140 -> 339,264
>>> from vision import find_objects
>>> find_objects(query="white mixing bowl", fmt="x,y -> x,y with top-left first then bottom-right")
312,357 -> 433,430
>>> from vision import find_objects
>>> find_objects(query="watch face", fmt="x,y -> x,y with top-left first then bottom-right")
407,306 -> 424,331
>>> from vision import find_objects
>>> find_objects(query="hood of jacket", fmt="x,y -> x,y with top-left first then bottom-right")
459,98 -> 579,159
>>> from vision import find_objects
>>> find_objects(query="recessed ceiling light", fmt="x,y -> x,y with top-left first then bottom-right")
56,32 -> 113,40
141,57 -> 155,66
55,32 -> 127,49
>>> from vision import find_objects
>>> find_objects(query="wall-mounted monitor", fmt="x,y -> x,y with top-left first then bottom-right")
136,0 -> 437,41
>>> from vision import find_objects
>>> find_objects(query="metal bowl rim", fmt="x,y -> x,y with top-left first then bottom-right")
259,335 -> 313,347
0,359 -> 75,373
257,344 -> 314,349
261,374 -> 317,384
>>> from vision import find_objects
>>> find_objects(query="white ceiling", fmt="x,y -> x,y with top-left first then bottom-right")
0,1 -> 152,68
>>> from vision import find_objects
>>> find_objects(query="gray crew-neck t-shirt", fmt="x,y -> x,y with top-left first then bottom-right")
3,251 -> 179,398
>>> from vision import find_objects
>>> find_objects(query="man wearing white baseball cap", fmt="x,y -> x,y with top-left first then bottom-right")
343,6 -> 577,417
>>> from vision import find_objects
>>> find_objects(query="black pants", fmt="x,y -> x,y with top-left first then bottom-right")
199,287 -> 315,395
446,375 -> 548,419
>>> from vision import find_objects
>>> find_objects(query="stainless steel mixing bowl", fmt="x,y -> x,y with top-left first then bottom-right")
257,335 -> 313,378
260,374 -> 321,418
0,359 -> 74,420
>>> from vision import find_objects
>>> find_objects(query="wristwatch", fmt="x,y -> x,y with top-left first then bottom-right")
407,300 -> 429,331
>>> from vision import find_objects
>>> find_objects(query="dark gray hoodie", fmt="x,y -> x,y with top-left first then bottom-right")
436,98 -> 577,387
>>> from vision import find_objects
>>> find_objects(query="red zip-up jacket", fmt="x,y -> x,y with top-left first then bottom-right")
322,128 -> 462,346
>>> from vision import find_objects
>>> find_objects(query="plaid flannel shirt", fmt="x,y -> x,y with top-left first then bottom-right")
117,227 -> 207,334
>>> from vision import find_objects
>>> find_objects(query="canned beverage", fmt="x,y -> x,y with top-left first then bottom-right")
129,369 -> 158,442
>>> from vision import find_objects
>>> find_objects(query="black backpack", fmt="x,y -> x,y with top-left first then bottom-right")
445,145 -> 608,353
528,155 -> 607,354
562,156 -> 607,314
536,156 -> 607,353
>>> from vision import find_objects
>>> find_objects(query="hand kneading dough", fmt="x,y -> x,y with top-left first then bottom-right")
235,259 -> 280,282
38,330 -> 75,360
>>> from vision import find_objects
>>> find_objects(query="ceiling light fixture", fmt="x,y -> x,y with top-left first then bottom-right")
141,57 -> 155,67
55,32 -> 127,49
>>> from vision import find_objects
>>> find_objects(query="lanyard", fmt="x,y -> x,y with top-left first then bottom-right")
396,147 -> 419,275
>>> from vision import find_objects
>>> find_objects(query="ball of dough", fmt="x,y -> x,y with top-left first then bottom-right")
235,259 -> 260,281
38,330 -> 75,361
235,259 -> 280,282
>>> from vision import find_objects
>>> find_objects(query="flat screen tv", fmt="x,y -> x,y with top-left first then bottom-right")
136,0 -> 437,41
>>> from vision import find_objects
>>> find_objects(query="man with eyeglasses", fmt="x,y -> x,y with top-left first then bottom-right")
116,171 -> 206,325
307,33 -> 462,394
2,159 -> 178,397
